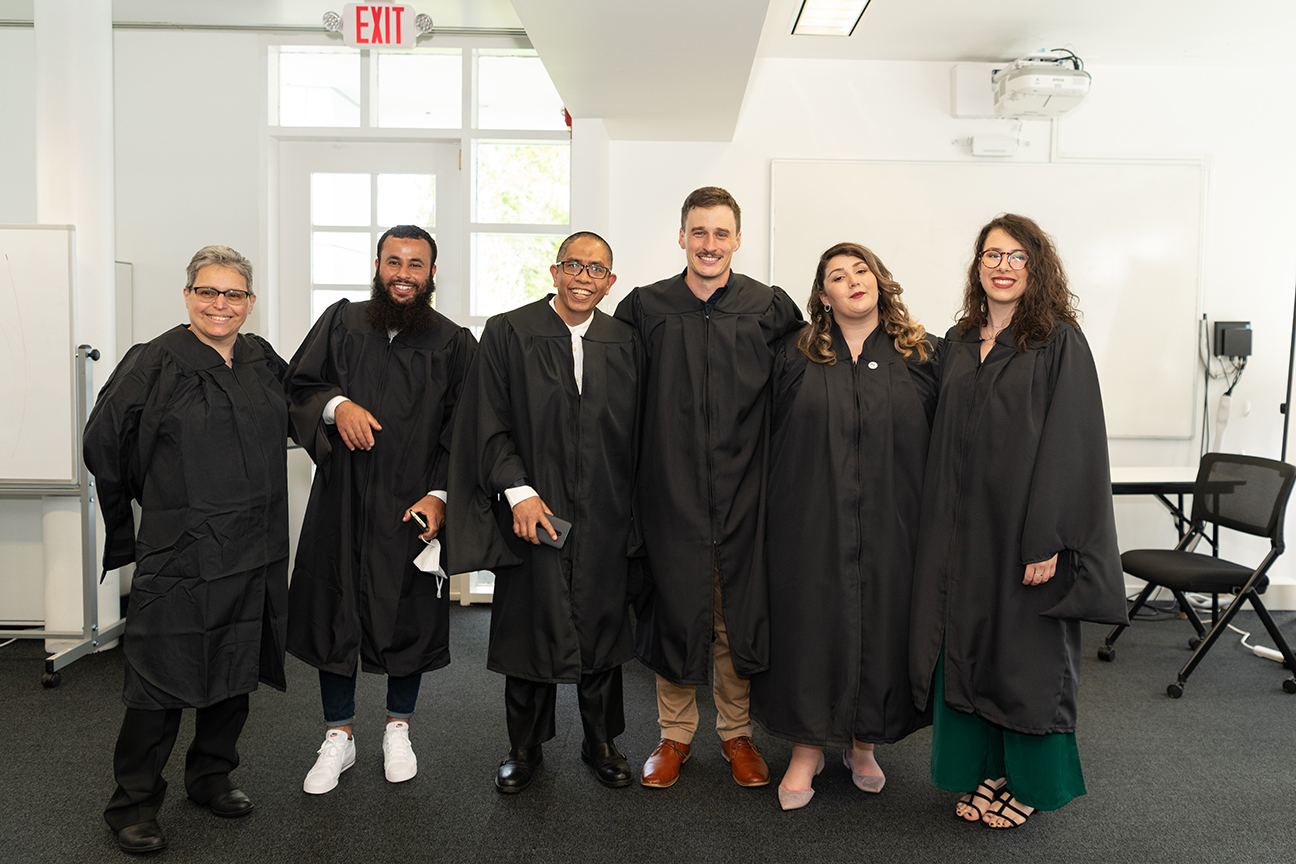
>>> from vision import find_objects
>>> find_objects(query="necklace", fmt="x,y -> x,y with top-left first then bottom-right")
981,320 -> 1010,342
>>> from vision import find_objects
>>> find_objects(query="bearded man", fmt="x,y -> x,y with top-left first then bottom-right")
285,225 -> 476,795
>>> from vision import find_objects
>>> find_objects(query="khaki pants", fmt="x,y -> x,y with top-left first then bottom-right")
656,566 -> 752,745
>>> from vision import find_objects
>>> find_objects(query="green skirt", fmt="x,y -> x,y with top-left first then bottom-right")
930,648 -> 1086,811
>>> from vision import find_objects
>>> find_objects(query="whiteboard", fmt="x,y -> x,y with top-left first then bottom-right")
770,160 -> 1205,439
0,225 -> 77,482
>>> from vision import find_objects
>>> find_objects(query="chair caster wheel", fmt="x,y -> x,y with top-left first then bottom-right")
1097,646 -> 1114,662
41,672 -> 61,689
1188,637 -> 1202,649
1283,678 -> 1296,694
1167,682 -> 1184,699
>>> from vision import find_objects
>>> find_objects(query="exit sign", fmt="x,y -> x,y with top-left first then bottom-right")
342,4 -> 416,48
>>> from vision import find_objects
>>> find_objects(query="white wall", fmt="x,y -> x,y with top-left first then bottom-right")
605,57 -> 1296,603
113,30 -> 266,341
0,29 -> 37,223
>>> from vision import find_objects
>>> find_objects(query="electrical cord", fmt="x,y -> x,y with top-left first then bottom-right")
1133,586 -> 1289,664
1047,48 -> 1083,71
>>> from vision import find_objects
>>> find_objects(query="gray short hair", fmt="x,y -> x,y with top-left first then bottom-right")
185,245 -> 254,294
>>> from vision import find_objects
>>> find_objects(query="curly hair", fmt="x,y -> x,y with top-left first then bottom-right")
797,242 -> 931,365
956,214 -> 1080,351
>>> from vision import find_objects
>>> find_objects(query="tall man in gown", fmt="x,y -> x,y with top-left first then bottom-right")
614,187 -> 802,788
286,225 -> 475,794
448,232 -> 641,793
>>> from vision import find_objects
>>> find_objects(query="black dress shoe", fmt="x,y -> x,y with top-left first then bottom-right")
205,788 -> 255,818
581,740 -> 632,788
494,746 -> 543,794
116,820 -> 167,854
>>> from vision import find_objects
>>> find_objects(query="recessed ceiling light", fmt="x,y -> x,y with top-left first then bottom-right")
791,0 -> 871,37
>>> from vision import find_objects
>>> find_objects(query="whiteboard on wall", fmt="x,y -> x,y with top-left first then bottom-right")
0,225 -> 77,482
770,160 -> 1205,439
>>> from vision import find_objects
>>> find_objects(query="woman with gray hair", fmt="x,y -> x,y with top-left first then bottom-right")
85,245 -> 290,854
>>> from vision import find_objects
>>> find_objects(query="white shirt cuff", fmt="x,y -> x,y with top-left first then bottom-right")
322,395 -> 350,425
503,485 -> 539,508
429,490 -> 447,503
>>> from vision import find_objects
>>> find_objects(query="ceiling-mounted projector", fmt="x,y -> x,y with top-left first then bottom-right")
993,50 -> 1090,118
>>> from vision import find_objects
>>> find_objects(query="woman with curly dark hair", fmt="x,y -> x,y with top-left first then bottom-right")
750,242 -> 940,810
909,214 -> 1126,829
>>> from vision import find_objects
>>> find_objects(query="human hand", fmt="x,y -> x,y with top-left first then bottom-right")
335,400 -> 382,451
512,496 -> 556,545
403,495 -> 445,541
1023,553 -> 1059,586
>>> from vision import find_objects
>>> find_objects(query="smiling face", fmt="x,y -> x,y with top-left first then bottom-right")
375,236 -> 435,305
979,227 -> 1029,313
550,235 -> 616,326
184,264 -> 254,349
679,205 -> 741,286
819,254 -> 879,328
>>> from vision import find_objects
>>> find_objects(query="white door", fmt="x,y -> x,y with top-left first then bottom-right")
277,140 -> 462,357
276,140 -> 460,567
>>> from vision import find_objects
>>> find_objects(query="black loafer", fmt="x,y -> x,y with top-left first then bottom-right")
581,740 -> 633,788
205,788 -> 254,818
494,746 -> 543,794
116,820 -> 167,854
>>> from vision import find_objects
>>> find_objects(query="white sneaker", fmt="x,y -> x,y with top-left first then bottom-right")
303,729 -> 356,795
383,720 -> 417,783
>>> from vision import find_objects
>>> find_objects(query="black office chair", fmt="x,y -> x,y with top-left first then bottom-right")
1098,452 -> 1296,698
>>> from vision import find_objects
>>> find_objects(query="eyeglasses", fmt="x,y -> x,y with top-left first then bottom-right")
558,260 -> 611,280
979,250 -> 1029,271
188,287 -> 251,305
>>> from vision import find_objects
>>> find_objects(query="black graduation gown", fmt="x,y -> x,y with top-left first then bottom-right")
84,325 -> 290,710
751,326 -> 940,746
285,299 -> 475,678
614,271 -> 803,685
446,298 -> 640,683
909,322 -> 1127,735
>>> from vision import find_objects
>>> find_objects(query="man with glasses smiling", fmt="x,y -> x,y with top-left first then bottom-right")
448,231 -> 641,793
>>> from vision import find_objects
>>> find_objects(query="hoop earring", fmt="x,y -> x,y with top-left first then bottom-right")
823,302 -> 831,312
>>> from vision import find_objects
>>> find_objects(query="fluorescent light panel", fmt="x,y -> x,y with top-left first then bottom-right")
792,0 -> 870,37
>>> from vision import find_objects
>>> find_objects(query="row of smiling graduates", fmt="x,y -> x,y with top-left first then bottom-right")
84,185 -> 1125,855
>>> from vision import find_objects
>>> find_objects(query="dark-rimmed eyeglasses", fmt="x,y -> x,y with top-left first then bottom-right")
187,287 -> 251,305
979,250 -> 1028,271
558,260 -> 611,280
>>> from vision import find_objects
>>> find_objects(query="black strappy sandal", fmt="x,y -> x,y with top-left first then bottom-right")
955,779 -> 1003,822
983,788 -> 1035,829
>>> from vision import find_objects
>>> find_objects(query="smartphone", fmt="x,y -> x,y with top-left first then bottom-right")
409,510 -> 428,530
537,516 -> 572,549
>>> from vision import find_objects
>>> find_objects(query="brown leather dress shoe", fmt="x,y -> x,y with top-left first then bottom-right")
640,738 -> 691,788
721,736 -> 770,787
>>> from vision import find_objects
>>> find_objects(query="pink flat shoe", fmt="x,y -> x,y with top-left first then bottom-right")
843,749 -> 886,793
777,752 -> 825,811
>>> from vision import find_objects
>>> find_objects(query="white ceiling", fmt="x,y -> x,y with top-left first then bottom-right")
511,0 -> 770,141
4,0 -> 1294,139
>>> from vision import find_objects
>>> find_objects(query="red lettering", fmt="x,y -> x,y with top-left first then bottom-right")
371,6 -> 384,43
384,6 -> 391,44
355,6 -> 368,42
393,6 -> 403,44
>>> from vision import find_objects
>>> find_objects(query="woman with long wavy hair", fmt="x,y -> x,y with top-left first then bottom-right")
750,242 -> 941,810
909,214 -> 1126,829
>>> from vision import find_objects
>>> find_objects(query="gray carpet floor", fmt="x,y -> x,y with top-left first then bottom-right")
1,604 -> 1293,864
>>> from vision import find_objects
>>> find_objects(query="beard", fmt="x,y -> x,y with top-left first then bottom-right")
365,271 -> 436,335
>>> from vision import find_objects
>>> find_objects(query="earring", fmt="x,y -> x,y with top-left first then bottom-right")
823,302 -> 831,312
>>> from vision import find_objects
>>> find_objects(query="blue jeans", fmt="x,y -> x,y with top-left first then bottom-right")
319,669 -> 422,727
